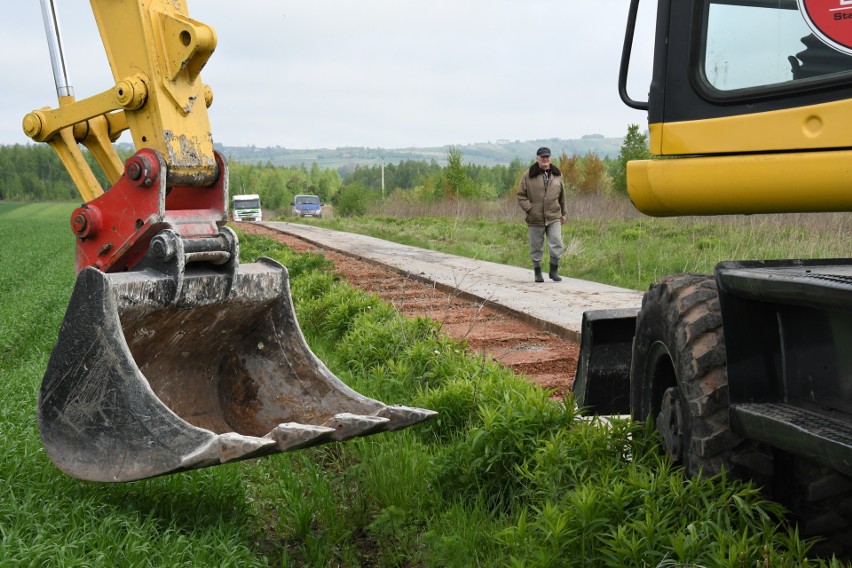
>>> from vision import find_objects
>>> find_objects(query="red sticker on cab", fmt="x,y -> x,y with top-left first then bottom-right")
799,0 -> 852,54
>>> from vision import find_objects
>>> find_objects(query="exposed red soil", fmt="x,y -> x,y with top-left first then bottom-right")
237,223 -> 578,398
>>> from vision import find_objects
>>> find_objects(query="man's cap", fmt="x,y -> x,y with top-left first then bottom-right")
536,147 -> 551,157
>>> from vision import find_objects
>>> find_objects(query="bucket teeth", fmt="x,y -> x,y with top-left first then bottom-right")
377,405 -> 439,431
181,433 -> 278,469
323,413 -> 391,441
217,433 -> 278,463
265,423 -> 337,451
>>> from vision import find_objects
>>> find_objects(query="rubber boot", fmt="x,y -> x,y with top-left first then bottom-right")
534,266 -> 544,283
549,263 -> 562,282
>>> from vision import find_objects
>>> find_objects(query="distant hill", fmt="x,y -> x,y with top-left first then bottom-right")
212,135 -> 624,170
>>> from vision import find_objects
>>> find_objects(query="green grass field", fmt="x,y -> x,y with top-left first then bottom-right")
0,203 -> 266,565
0,202 -> 847,566
301,194 -> 852,291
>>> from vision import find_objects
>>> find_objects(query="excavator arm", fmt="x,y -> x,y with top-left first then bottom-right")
26,0 -> 221,273
29,0 -> 434,482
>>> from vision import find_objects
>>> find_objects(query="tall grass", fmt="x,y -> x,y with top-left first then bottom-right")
1,202 -> 847,566
301,194 -> 852,290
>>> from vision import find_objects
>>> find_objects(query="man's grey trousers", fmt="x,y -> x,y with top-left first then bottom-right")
528,222 -> 563,267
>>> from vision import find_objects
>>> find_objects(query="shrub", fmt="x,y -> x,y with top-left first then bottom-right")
334,183 -> 377,216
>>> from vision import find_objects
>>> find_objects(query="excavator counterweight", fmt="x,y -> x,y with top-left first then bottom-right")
30,0 -> 434,482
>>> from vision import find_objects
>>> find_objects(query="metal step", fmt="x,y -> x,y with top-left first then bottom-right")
731,402 -> 852,472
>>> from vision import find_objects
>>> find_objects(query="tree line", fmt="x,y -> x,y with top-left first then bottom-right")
0,125 -> 650,216
0,144 -> 109,202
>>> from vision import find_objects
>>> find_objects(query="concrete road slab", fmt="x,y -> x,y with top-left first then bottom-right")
260,221 -> 644,340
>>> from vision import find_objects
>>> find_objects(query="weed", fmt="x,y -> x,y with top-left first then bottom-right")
300,195 -> 852,291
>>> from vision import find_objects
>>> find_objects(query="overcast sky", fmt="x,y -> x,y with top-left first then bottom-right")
3,1 -> 656,150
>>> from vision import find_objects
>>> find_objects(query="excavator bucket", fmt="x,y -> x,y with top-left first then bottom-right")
27,0 -> 435,482
39,253 -> 436,482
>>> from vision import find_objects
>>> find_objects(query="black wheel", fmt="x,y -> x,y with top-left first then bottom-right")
631,274 -> 852,558
630,274 -> 768,478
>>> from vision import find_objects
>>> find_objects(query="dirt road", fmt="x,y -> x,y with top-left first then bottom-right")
237,223 -> 578,397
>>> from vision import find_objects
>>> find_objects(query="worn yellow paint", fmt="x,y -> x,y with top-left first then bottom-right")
90,0 -> 218,183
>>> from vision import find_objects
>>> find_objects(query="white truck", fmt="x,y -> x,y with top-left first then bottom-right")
231,194 -> 262,222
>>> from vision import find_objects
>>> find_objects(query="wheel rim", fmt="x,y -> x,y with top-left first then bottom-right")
644,339 -> 682,464
657,386 -> 684,463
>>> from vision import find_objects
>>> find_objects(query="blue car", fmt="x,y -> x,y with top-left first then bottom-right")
291,194 -> 323,218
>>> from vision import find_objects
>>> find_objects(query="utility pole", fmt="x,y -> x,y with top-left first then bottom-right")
381,157 -> 385,199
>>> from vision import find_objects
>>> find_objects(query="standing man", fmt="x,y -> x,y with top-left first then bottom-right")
517,147 -> 567,282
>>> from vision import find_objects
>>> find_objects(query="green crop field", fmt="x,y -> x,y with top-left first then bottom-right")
0,202 -> 846,566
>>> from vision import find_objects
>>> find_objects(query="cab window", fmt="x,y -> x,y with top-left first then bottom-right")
701,0 -> 852,92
